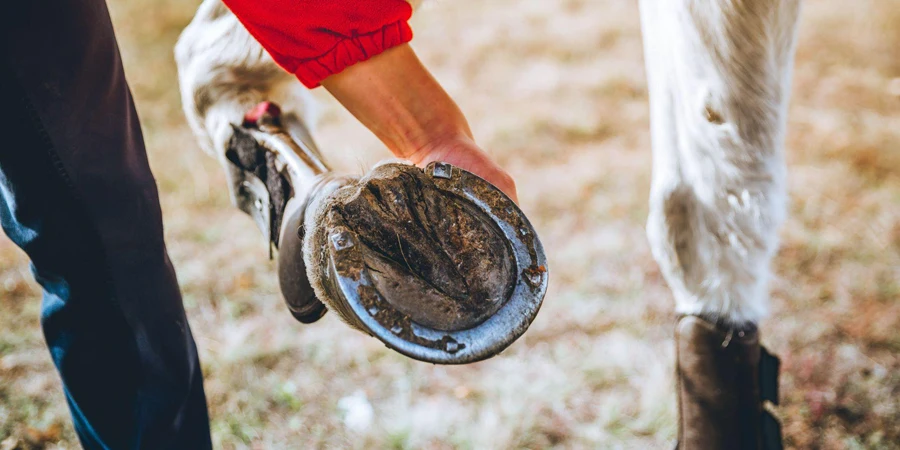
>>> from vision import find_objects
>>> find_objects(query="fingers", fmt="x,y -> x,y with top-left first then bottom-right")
408,137 -> 519,204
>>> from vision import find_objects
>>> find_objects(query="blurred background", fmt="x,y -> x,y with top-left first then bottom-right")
1,0 -> 898,448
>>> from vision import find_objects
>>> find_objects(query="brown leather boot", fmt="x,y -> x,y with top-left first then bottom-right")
675,315 -> 782,450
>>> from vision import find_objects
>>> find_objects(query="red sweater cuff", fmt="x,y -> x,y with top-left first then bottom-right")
292,20 -> 413,88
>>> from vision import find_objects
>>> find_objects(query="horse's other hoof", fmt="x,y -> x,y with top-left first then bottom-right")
308,162 -> 548,364
224,103 -> 335,325
278,198 -> 328,324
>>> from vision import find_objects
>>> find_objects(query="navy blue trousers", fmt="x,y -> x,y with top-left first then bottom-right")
1,1 -> 212,448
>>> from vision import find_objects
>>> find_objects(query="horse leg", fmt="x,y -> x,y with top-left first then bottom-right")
175,0 -> 336,322
639,0 -> 801,447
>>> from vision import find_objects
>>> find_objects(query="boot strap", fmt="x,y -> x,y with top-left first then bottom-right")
760,346 -> 780,405
760,345 -> 783,450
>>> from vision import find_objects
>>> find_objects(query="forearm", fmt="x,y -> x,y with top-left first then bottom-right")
321,44 -> 472,163
321,43 -> 517,201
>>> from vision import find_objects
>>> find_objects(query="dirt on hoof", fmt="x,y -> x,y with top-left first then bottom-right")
324,164 -> 516,331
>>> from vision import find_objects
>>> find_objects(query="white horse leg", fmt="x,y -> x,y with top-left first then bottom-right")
640,0 -> 801,327
639,1 -> 801,447
174,0 -> 319,166
175,0 -> 335,323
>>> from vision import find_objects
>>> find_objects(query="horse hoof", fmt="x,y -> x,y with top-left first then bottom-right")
312,162 -> 548,364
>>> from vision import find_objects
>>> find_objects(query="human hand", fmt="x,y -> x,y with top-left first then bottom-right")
321,44 -> 517,203
406,135 -> 518,203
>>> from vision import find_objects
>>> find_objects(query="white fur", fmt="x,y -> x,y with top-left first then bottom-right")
174,0 -> 424,165
639,0 -> 802,324
174,0 -> 319,162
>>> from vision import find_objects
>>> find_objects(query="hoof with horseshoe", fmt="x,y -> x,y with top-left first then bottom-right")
230,102 -> 548,364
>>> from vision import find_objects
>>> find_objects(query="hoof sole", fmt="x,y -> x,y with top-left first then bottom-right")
320,162 -> 548,364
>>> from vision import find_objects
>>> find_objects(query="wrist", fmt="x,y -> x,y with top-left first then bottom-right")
404,132 -> 476,166
322,44 -> 473,160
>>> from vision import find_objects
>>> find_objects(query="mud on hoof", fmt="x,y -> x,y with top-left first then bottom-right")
310,162 -> 548,364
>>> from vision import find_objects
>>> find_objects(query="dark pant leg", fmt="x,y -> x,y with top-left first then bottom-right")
0,2 -> 212,449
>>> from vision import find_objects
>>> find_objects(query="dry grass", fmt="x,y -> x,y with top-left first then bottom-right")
1,0 -> 899,449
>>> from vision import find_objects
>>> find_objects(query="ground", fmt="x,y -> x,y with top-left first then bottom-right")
1,0 -> 898,449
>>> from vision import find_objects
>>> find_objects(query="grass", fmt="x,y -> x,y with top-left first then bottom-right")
1,0 -> 898,448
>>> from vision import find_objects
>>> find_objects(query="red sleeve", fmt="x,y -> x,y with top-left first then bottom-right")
222,0 -> 414,88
